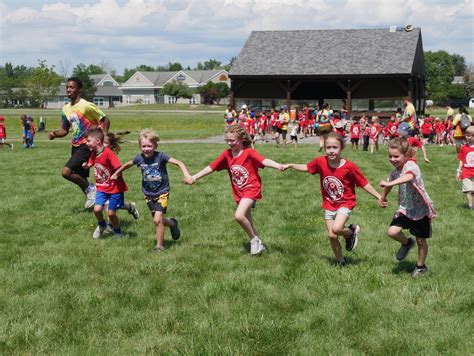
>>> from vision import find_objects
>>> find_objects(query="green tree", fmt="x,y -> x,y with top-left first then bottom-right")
86,64 -> 105,75
160,81 -> 193,100
72,63 -> 97,101
424,50 -> 468,103
197,82 -> 230,104
168,62 -> 183,71
196,59 -> 222,70
223,56 -> 237,71
26,60 -> 61,108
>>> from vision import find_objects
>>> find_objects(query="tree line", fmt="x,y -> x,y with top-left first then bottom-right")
0,52 -> 472,108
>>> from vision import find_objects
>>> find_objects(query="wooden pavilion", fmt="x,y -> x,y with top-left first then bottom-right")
229,28 -> 426,117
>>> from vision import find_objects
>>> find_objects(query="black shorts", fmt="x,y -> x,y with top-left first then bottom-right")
290,135 -> 298,142
351,138 -> 359,143
145,193 -> 169,215
390,214 -> 432,238
65,144 -> 90,178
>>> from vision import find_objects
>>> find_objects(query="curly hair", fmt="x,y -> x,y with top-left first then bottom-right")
225,124 -> 252,148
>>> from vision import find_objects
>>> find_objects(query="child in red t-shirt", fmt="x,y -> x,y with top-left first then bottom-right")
456,126 -> 474,209
0,116 -> 14,149
189,124 -> 284,255
407,132 -> 430,164
283,132 -> 382,265
369,116 -> 382,153
258,112 -> 268,142
84,128 -> 129,239
350,119 -> 361,150
433,117 -> 446,146
387,115 -> 399,139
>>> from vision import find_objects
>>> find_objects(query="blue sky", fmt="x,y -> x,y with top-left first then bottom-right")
0,0 -> 472,75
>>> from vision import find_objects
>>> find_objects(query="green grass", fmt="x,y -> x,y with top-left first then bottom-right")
114,103 -> 226,111
1,138 -> 473,353
0,109 -> 224,141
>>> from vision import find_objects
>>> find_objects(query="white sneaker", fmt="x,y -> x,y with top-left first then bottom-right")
250,237 -> 266,255
93,224 -> 106,239
84,185 -> 96,209
104,224 -> 114,235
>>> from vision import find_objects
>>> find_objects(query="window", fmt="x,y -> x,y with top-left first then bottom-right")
93,97 -> 104,106
168,96 -> 176,104
144,95 -> 150,104
125,95 -> 131,104
189,96 -> 196,104
64,97 -> 71,104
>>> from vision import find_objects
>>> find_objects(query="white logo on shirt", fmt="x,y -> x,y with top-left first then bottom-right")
465,151 -> 474,167
323,176 -> 344,201
230,165 -> 249,187
94,163 -> 110,184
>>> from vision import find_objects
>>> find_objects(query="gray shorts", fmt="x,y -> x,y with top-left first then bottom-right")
324,207 -> 352,220
462,177 -> 474,192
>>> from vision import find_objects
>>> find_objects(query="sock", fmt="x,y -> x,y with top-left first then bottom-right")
416,264 -> 426,269
114,227 -> 122,234
98,221 -> 106,228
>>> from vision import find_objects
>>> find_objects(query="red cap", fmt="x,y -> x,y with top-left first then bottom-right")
0,116 -> 5,121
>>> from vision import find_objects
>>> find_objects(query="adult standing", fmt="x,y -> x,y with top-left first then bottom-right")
452,106 -> 472,153
278,105 -> 290,148
402,97 -> 417,135
48,77 -> 110,208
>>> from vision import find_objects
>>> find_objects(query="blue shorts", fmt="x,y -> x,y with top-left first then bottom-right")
95,191 -> 124,211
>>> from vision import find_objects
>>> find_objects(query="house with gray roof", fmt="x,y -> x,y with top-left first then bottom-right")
46,73 -> 122,109
120,69 -> 230,105
230,28 -> 426,117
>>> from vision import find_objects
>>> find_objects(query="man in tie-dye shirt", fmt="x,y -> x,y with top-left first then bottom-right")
49,77 -> 110,208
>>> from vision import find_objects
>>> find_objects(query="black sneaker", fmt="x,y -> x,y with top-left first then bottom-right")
345,224 -> 360,252
169,218 -> 180,240
396,238 -> 415,261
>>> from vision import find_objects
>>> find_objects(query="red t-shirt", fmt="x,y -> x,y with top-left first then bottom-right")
387,121 -> 399,137
434,122 -> 445,134
88,147 -> 128,194
0,123 -> 6,139
350,123 -> 361,139
210,148 -> 265,203
458,145 -> 474,179
258,115 -> 268,131
421,122 -> 433,135
370,123 -> 381,140
306,156 -> 368,210
407,136 -> 423,162
247,118 -> 256,136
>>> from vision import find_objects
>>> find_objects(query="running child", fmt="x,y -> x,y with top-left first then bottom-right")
379,137 -> 436,277
102,131 -> 140,229
433,117 -> 445,146
257,110 -> 269,142
287,117 -> 299,148
283,132 -> 382,266
83,128 -> 128,239
0,116 -> 13,149
456,126 -> 474,209
188,124 -> 284,255
111,128 -> 193,252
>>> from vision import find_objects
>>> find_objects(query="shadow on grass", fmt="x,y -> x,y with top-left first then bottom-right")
391,260 -> 414,274
322,255 -> 365,267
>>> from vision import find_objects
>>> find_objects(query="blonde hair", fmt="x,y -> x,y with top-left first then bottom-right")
371,116 -> 379,123
387,137 -> 413,156
225,124 -> 252,148
138,128 -> 160,146
465,126 -> 474,136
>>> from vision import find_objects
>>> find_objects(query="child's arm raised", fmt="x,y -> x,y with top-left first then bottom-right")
110,160 -> 134,180
168,158 -> 194,184
262,158 -> 284,171
282,163 -> 308,172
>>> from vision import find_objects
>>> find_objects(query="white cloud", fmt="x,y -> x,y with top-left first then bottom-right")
0,0 -> 472,73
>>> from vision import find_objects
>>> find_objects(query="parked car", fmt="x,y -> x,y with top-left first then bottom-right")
469,98 -> 474,109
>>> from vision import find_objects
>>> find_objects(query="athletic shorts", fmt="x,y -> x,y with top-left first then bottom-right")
65,144 -> 90,178
95,191 -> 124,211
324,207 -> 352,220
145,193 -> 169,215
390,213 -> 432,238
350,138 -> 359,143
319,125 -> 332,135
462,177 -> 474,192
290,135 -> 298,142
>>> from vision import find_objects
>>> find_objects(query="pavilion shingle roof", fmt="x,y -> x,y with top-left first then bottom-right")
230,28 -> 423,77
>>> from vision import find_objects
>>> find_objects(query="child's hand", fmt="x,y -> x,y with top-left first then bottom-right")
184,175 -> 194,185
82,162 -> 89,169
110,173 -> 118,180
281,164 -> 290,171
424,158 -> 430,164
278,164 -> 285,171
378,197 -> 388,208
379,180 -> 390,188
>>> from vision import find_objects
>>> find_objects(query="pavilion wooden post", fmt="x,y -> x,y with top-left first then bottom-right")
347,79 -> 352,119
286,80 -> 291,109
408,78 -> 413,103
229,79 -> 235,108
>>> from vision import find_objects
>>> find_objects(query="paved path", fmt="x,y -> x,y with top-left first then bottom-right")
162,134 -> 321,145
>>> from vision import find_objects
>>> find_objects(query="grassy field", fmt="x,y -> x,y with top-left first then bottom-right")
0,108 -> 224,141
0,131 -> 472,353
